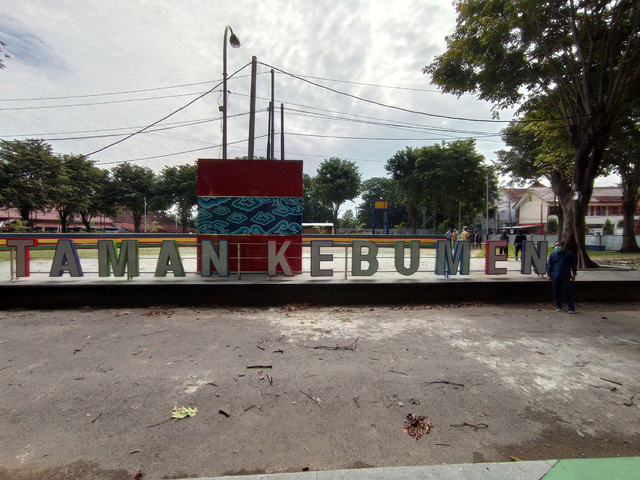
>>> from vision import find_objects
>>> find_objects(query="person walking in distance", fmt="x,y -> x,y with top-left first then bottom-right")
514,229 -> 527,261
452,229 -> 458,245
546,241 -> 578,313
445,228 -> 452,244
499,230 -> 509,257
475,231 -> 482,250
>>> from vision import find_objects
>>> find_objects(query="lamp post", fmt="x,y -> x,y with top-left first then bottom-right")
222,25 -> 241,160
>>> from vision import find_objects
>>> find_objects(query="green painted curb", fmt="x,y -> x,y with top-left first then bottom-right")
542,456 -> 640,479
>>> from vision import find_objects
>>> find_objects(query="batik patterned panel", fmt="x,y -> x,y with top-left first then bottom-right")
198,196 -> 302,235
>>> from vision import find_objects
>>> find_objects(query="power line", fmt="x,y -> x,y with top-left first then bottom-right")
78,61 -> 251,160
0,72 -> 266,102
94,135 -> 268,166
294,73 -> 442,93
259,61 -> 513,124
0,91 -> 214,111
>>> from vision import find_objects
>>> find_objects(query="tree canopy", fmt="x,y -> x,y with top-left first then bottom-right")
313,158 -> 361,228
425,0 -> 640,266
0,139 -> 58,224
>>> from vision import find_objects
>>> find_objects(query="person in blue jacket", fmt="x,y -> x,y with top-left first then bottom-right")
546,240 -> 578,313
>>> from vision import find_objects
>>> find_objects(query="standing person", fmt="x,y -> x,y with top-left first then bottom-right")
460,226 -> 470,241
452,229 -> 458,245
445,228 -> 452,244
546,240 -> 578,313
514,229 -> 527,261
499,230 -> 509,256
475,231 -> 482,250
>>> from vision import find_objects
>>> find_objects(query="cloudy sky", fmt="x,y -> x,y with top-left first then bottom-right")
0,1 -> 616,214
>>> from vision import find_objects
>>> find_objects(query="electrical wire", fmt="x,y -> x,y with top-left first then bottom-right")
258,61 -> 514,124
0,72 -> 266,102
94,134 -> 269,166
77,61 -> 251,160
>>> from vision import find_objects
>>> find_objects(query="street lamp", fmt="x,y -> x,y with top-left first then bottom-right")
222,25 -> 241,160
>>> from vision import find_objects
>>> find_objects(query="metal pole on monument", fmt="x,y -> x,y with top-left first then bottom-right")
280,103 -> 284,161
270,69 -> 275,160
222,25 -> 241,160
248,56 -> 257,159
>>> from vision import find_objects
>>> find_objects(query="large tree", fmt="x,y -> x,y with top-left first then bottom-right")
608,114 -> 640,252
418,139 -> 497,230
107,163 -> 157,233
312,158 -> 361,228
385,147 -> 426,233
302,173 -> 333,223
48,155 -> 110,232
0,139 -> 58,226
158,163 -> 198,233
425,0 -> 640,267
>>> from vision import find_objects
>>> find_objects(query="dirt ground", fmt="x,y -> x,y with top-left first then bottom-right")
1,301 -> 639,479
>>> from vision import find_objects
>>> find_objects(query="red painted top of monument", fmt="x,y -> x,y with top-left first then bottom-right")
197,159 -> 303,197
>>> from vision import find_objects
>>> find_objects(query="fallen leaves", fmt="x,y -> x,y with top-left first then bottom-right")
280,303 -> 312,312
403,414 -> 432,440
171,406 -> 198,419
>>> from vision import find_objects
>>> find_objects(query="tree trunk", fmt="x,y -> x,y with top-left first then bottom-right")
132,211 -> 142,233
80,212 -> 93,232
18,206 -> 31,225
565,136 -> 604,268
180,212 -> 189,233
620,196 -> 640,253
619,168 -> 640,253
409,201 -> 419,234
57,208 -> 68,233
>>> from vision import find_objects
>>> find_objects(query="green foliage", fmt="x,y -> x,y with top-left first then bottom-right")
313,158 -> 361,227
425,0 -> 640,266
49,155 -> 110,233
386,141 -> 497,232
158,164 -> 198,233
107,163 -> 157,233
617,219 -> 625,228
3,218 -> 30,232
603,218 -> 615,235
0,139 -> 58,223
339,209 -> 357,229
546,217 -> 558,235
302,173 -> 333,223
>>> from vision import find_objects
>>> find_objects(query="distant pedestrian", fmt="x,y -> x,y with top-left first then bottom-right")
546,241 -> 577,313
514,229 -> 527,261
499,230 -> 509,256
445,228 -> 452,244
452,229 -> 458,245
460,226 -> 470,242
475,232 -> 482,250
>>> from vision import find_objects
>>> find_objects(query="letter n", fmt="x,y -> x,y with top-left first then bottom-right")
201,240 -> 229,277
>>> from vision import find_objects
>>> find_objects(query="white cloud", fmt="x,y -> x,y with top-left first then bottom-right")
0,0 -> 516,196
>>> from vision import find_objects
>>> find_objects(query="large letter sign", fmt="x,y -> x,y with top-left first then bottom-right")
7,238 -> 37,277
394,240 -> 421,276
310,240 -> 334,277
352,240 -> 379,276
521,241 -> 548,275
485,240 -> 507,275
435,240 -> 470,275
50,239 -> 83,277
98,239 -> 139,277
155,240 -> 185,277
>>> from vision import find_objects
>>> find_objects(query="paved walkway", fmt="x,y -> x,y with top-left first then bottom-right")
178,457 -> 640,479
